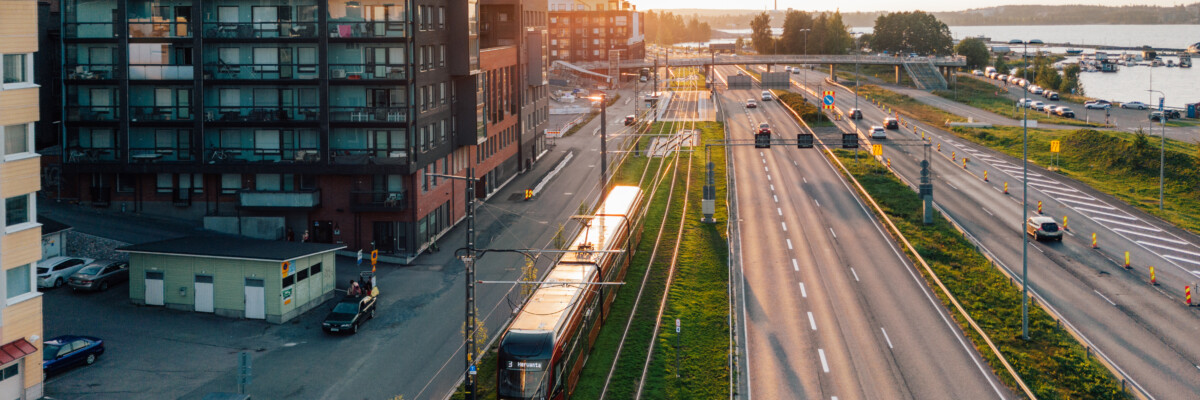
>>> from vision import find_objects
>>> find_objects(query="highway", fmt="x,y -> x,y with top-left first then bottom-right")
788,68 -> 1200,399
714,65 -> 1010,400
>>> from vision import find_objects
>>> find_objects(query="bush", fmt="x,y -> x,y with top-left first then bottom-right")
775,91 -> 822,123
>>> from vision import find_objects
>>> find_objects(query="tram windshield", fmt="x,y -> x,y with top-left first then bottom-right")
498,360 -> 548,398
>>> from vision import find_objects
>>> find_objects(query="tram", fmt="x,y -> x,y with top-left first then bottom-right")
497,185 -> 645,400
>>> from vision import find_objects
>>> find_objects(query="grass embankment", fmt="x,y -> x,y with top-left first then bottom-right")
830,149 -> 1130,399
935,76 -> 1099,127
774,90 -> 834,127
951,125 -> 1200,234
857,84 -> 966,125
563,94 -> 622,137
855,64 -> 914,86
576,121 -> 730,399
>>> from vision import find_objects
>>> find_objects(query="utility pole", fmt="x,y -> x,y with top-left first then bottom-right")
429,169 -> 480,400
599,94 -> 609,189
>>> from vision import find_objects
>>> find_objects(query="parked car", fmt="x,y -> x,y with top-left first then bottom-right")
322,295 -> 377,334
1057,107 -> 1076,118
1084,100 -> 1112,109
1026,216 -> 1063,241
1030,86 -> 1044,95
1030,101 -> 1046,111
1046,105 -> 1062,114
847,108 -> 863,120
972,69 -> 984,76
43,335 -> 104,376
745,99 -> 757,108
1018,98 -> 1034,108
1045,91 -> 1060,100
1121,101 -> 1149,110
1165,109 -> 1181,119
37,257 -> 95,288
69,260 -> 129,292
883,117 -> 899,129
1149,111 -> 1171,122
997,74 -> 1009,81
870,126 -> 887,139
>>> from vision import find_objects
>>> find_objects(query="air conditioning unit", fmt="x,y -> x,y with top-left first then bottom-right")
332,69 -> 347,78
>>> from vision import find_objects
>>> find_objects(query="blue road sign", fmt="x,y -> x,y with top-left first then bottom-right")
823,95 -> 835,106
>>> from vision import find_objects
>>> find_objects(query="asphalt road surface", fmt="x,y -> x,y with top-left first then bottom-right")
715,65 -> 1010,400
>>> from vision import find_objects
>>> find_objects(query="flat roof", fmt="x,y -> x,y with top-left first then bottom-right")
117,236 -> 345,262
38,216 -> 72,236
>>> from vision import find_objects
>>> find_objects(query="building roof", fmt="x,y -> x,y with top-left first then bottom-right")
116,237 -> 345,262
38,216 -> 72,236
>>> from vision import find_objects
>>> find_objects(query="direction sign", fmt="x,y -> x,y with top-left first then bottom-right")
822,90 -> 836,110
469,365 -> 477,375
1050,140 -> 1061,153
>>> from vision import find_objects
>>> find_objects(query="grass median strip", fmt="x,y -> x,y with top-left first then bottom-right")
829,149 -> 1129,399
774,90 -> 835,127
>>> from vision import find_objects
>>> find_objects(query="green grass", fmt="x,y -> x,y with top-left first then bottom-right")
935,76 -> 1100,127
949,125 -> 1200,234
773,90 -> 832,126
830,149 -> 1131,399
857,84 -> 966,125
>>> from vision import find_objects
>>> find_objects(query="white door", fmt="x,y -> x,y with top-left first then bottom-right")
0,360 -> 22,399
245,278 -> 265,319
296,270 -> 309,306
194,275 -> 214,313
145,271 -> 165,306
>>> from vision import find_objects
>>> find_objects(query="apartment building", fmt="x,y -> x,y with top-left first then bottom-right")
52,0 -> 501,263
481,0 -> 550,179
0,0 -> 48,398
547,0 -> 644,64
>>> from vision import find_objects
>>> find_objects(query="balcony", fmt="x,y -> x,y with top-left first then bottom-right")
238,189 -> 321,209
202,22 -> 318,39
328,22 -> 407,39
67,147 -> 122,163
128,147 -> 193,162
129,65 -> 195,80
205,147 -> 322,164
202,63 -> 319,80
328,107 -> 407,123
67,107 -> 120,122
128,22 -> 192,38
330,64 -> 406,80
131,106 -> 192,122
203,107 -> 319,123
66,65 -> 121,80
64,23 -> 116,39
350,191 -> 407,212
329,148 -> 407,165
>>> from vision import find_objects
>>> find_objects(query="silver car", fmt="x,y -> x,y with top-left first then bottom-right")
37,257 -> 95,288
69,260 -> 130,292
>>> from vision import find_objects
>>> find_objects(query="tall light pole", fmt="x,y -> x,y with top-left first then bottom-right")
590,94 -> 609,190
801,28 -> 811,90
429,169 -> 480,400
1009,38 -> 1042,342
1148,89 -> 1166,210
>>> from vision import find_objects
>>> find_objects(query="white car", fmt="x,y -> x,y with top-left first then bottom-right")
37,256 -> 95,288
1031,101 -> 1046,111
1030,86 -> 1044,95
1121,101 -> 1149,110
1018,98 -> 1034,108
870,126 -> 887,139
972,69 -> 984,76
1084,101 -> 1112,110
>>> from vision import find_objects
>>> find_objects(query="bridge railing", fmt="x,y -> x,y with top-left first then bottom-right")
614,54 -> 967,69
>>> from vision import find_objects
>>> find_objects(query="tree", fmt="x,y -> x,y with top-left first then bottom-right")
1035,64 -> 1062,91
735,37 -> 745,50
870,11 -> 954,55
955,37 -> 991,69
779,10 -> 813,54
1060,64 -> 1081,94
993,57 -> 1010,74
823,11 -> 854,54
750,12 -> 774,54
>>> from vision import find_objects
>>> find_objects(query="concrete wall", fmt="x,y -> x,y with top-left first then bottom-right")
202,216 -> 285,240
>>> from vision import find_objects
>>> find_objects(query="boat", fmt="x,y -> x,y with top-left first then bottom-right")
1066,48 -> 1083,55
1181,54 -> 1193,68
1100,60 -> 1119,72
1151,58 -> 1163,67
1167,59 -> 1177,67
1188,42 -> 1200,54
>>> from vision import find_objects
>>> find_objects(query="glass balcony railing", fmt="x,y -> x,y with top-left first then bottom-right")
202,106 -> 320,122
128,147 -> 193,162
129,65 -> 195,80
66,65 -> 122,80
205,147 -> 322,164
328,107 -> 407,122
202,63 -> 319,80
67,106 -> 120,121
130,106 -> 193,122
238,189 -> 322,209
67,147 -> 122,163
329,64 -> 406,80
202,22 -> 319,39
328,22 -> 407,39
64,23 -> 116,39
329,148 -> 408,165
128,22 -> 192,38
350,190 -> 408,212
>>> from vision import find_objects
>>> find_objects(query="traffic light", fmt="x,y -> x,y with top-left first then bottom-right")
842,133 -> 859,149
797,133 -> 813,148
755,133 -> 770,148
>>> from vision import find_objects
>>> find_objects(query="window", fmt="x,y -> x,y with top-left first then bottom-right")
255,174 -> 281,191
4,195 -> 30,227
156,173 -> 173,193
116,174 -> 136,193
310,262 -> 322,275
6,264 -> 31,300
438,7 -> 445,28
3,123 -> 32,158
2,54 -> 33,88
439,45 -> 445,67
221,174 -> 241,195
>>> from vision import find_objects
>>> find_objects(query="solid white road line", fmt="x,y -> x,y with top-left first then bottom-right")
799,282 -> 807,297
881,328 -> 894,349
1095,290 -> 1117,306
787,239 -> 793,249
808,312 -> 817,330
792,259 -> 799,272
818,349 -> 830,373
829,228 -> 837,238
982,207 -> 994,216
1138,241 -> 1200,258
851,268 -> 860,282
1096,217 -> 1163,232
782,222 -> 788,232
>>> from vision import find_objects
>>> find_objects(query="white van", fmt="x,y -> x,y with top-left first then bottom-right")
761,91 -> 773,101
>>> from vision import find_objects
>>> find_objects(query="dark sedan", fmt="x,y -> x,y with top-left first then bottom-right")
69,260 -> 129,292
322,295 -> 376,334
43,335 -> 104,376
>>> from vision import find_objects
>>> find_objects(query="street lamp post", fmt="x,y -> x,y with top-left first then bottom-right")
801,28 -> 811,90
590,94 -> 609,190
1009,38 -> 1043,342
1148,89 -> 1166,210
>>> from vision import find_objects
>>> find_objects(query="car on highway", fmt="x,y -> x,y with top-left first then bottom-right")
1056,107 -> 1076,118
624,115 -> 636,126
1084,100 -> 1112,109
322,294 -> 377,334
68,260 -> 129,292
883,117 -> 899,129
745,99 -> 757,108
847,108 -> 863,119
1121,101 -> 1149,110
761,90 -> 773,101
37,256 -> 95,289
870,126 -> 887,139
758,122 -> 771,134
972,69 -> 984,76
43,335 -> 104,376
1026,216 -> 1063,241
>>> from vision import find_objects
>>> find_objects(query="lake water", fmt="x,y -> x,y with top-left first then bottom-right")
712,25 -> 1200,108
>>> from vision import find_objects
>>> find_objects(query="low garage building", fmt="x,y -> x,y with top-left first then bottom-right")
117,237 -> 345,323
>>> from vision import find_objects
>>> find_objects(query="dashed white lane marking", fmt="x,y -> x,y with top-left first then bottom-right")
762,158 -> 766,164
782,222 -> 788,231
1032,245 -> 1044,254
808,312 -> 817,330
818,349 -> 830,373
829,228 -> 837,238
851,268 -> 860,282
794,160 -> 799,166
815,199 -> 821,207
777,208 -> 783,216
803,177 -> 808,184
1095,290 -> 1117,306
760,151 -> 764,157
765,166 -> 769,172
787,239 -> 793,249
792,259 -> 800,271
982,207 -> 994,216
881,328 -> 894,349
774,195 -> 778,203
770,184 -> 775,191
767,174 -> 772,182
799,282 -> 807,297
946,181 -> 959,190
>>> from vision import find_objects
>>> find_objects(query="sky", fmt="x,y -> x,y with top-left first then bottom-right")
638,0 -> 1188,13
